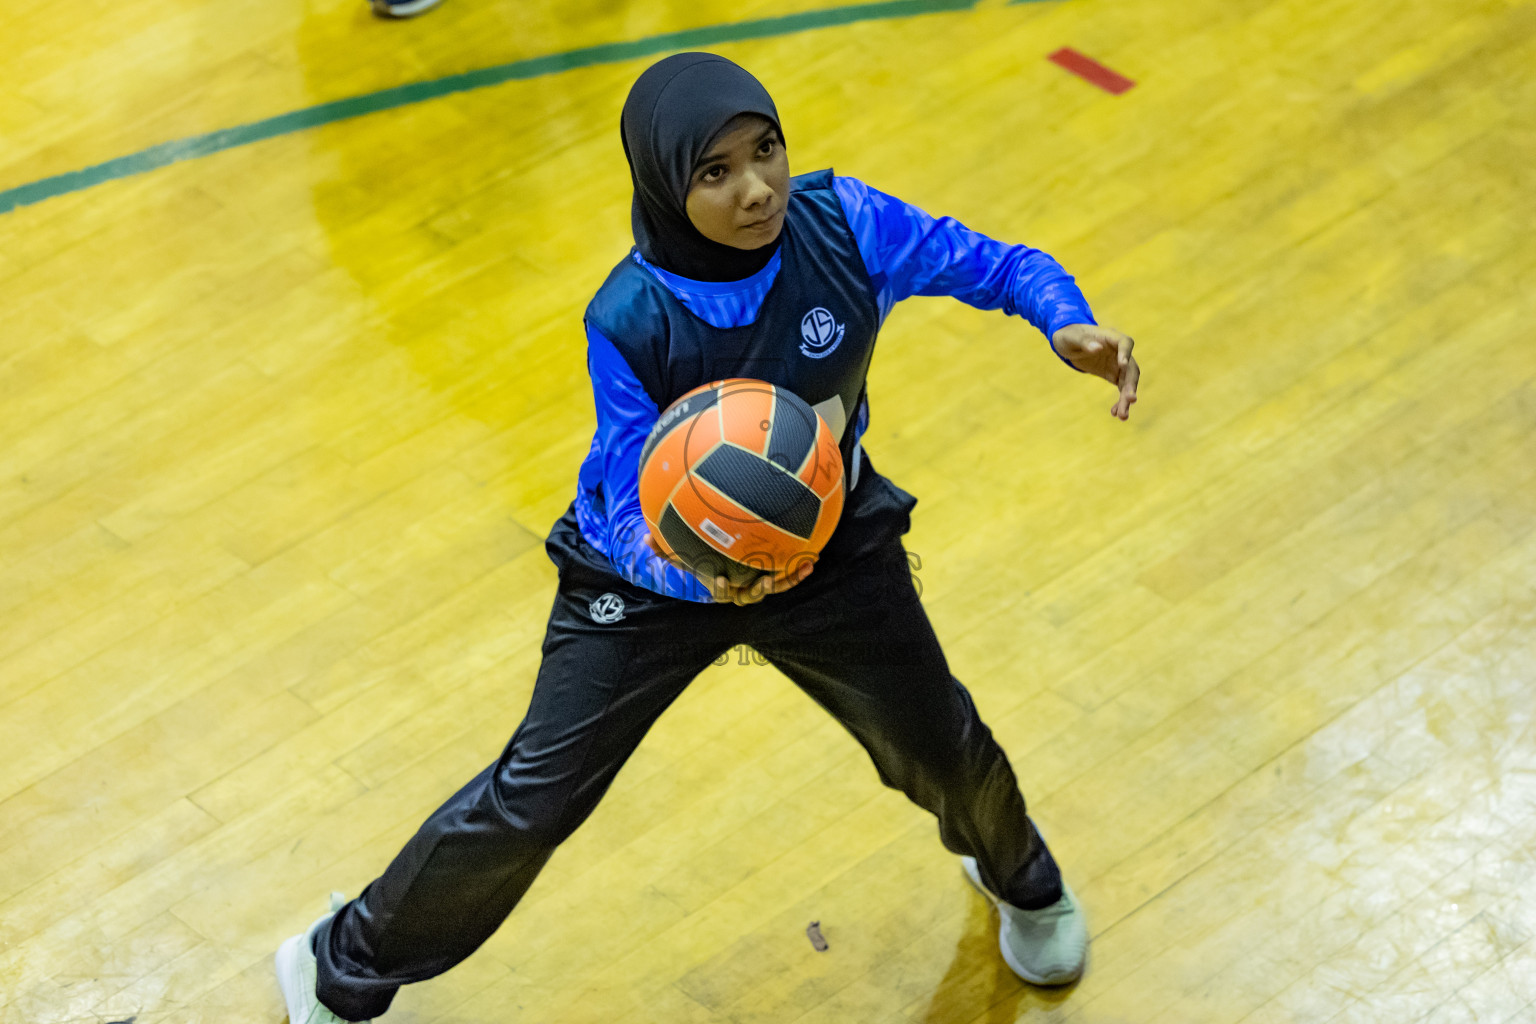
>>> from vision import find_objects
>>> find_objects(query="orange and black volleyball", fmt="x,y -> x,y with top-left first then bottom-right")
638,379 -> 845,588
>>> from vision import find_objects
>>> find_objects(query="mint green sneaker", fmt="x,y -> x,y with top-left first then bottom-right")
275,893 -> 372,1023
962,856 -> 1088,985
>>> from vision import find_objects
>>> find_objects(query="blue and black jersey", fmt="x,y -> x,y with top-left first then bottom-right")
571,170 -> 1096,603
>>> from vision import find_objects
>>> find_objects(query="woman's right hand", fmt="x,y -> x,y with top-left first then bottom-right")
645,533 -> 814,605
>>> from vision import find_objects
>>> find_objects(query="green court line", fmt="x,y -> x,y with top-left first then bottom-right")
1,0 -> 1027,217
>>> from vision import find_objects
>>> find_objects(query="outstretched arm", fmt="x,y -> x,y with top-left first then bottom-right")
833,175 -> 1141,419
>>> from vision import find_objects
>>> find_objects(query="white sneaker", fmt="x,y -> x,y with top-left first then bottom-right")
369,0 -> 445,18
275,893 -> 373,1023
962,855 -> 1088,985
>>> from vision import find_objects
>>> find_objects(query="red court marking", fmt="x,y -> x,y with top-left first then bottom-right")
1049,48 -> 1136,95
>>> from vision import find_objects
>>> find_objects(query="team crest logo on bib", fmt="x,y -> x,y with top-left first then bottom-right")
589,593 -> 626,624
799,307 -> 845,359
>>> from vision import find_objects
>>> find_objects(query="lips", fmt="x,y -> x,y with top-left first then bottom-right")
742,209 -> 781,230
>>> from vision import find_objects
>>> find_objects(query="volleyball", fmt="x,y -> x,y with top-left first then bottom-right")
638,379 -> 846,588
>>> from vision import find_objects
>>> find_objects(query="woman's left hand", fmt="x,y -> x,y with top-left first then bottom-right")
1051,323 -> 1141,421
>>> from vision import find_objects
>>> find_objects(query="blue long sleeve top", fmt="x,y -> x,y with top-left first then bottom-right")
574,174 -> 1096,603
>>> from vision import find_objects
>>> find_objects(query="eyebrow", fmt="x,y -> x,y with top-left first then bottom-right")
693,125 -> 777,174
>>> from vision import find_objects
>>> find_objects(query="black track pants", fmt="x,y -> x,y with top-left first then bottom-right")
314,514 -> 1060,1021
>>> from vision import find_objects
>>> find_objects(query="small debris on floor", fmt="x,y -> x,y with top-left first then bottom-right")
806,920 -> 829,952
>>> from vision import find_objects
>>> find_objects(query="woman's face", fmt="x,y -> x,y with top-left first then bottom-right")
685,114 -> 790,250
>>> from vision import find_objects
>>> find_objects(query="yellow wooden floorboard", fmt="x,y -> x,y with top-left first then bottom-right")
5,0 -> 1536,1021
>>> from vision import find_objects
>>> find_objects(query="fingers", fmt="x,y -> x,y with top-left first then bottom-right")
708,558 -> 816,605
765,560 -> 813,597
716,576 -> 757,605
1111,355 -> 1141,420
708,572 -> 768,606
775,558 -> 816,590
728,574 -> 772,607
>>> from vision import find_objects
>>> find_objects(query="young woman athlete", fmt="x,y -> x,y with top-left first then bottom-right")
277,51 -> 1140,1023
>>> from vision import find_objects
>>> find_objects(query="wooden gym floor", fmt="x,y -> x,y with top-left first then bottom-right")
2,0 -> 1533,1021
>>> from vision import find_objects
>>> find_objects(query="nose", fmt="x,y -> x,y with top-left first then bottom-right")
740,169 -> 774,210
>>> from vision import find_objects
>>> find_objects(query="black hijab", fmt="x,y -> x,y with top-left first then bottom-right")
621,53 -> 785,282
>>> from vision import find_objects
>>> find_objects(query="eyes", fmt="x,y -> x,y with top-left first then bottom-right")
696,137 -> 779,185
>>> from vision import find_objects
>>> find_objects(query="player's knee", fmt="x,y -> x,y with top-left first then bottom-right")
490,781 -> 590,848
502,805 -> 582,848
523,816 -> 581,848
876,739 -> 968,798
917,731 -> 1008,793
